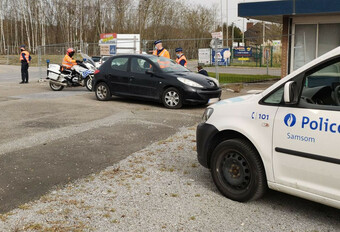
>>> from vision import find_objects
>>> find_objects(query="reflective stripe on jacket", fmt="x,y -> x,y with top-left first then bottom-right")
20,51 -> 30,63
176,55 -> 187,67
62,54 -> 77,69
153,48 -> 170,59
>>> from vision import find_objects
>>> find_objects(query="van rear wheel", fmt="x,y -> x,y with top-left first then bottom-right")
211,139 -> 267,202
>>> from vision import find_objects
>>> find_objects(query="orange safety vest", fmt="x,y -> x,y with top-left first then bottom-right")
20,50 -> 30,63
62,54 -> 77,69
153,48 -> 170,59
176,55 -> 187,67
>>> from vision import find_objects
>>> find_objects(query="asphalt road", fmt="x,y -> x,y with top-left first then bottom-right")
0,67 -> 209,213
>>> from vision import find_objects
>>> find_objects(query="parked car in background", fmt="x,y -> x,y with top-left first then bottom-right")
92,56 -> 101,68
92,54 -> 221,109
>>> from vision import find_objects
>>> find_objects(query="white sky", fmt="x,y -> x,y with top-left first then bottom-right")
184,0 -> 278,31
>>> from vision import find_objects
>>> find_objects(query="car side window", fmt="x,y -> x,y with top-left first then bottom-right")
300,61 -> 340,108
111,57 -> 129,72
130,58 -> 153,74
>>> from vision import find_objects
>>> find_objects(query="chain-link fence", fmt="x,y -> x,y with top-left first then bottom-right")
0,37 -> 282,83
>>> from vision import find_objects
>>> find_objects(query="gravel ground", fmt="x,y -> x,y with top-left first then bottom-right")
0,127 -> 339,232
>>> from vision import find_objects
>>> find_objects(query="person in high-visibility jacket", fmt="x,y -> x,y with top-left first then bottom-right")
62,48 -> 77,70
152,40 -> 170,59
175,47 -> 187,67
19,45 -> 31,84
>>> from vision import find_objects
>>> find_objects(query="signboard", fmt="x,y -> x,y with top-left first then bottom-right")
211,31 -> 223,49
212,48 -> 231,66
272,40 -> 281,46
99,33 -> 117,44
198,48 -> 211,65
211,31 -> 223,40
238,58 -> 250,61
234,47 -> 253,57
99,33 -> 140,55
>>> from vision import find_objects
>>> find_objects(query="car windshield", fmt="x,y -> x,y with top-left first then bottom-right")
149,56 -> 189,73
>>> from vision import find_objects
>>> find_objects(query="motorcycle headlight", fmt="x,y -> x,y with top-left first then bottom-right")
177,77 -> 203,88
202,108 -> 214,122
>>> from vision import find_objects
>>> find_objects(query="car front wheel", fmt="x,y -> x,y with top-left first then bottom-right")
95,82 -> 111,101
162,87 -> 183,109
211,139 -> 267,202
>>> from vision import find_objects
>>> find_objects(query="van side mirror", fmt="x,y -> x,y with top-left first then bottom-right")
284,81 -> 298,104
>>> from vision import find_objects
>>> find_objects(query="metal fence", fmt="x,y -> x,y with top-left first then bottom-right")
0,37 -> 282,83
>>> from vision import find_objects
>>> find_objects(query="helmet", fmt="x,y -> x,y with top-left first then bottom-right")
67,48 -> 75,57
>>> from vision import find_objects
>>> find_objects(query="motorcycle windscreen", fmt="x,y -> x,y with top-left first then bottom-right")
80,53 -> 96,67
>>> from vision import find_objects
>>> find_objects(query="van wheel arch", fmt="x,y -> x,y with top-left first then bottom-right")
207,130 -> 262,169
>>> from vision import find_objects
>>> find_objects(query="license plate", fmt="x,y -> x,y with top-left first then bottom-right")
208,98 -> 220,104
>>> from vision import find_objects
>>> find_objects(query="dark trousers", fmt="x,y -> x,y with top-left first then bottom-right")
21,62 -> 29,83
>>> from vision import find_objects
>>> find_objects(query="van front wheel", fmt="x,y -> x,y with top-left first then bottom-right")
211,139 -> 267,202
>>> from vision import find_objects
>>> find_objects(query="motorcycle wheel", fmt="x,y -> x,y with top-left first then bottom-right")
49,81 -> 64,91
85,75 -> 93,91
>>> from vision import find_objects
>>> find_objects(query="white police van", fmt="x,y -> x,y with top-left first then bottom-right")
197,47 -> 340,209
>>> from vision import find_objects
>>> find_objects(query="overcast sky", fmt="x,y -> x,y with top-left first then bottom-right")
184,0 -> 277,30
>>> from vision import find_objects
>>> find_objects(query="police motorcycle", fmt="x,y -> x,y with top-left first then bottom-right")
46,53 -> 95,91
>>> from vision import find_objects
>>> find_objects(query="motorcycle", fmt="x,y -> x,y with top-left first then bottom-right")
46,53 -> 96,91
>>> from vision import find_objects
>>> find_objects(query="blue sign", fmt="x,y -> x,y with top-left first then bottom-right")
212,48 -> 230,66
234,47 -> 252,57
110,45 -> 116,55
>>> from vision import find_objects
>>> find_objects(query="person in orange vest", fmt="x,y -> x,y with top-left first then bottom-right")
19,45 -> 31,84
175,47 -> 187,67
152,40 -> 170,59
62,48 -> 77,70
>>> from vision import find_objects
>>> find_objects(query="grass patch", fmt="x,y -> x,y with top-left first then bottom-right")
208,72 -> 280,84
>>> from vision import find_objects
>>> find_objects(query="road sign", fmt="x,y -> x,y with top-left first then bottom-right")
234,47 -> 253,57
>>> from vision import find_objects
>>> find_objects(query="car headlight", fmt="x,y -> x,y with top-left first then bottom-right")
212,78 -> 220,87
177,77 -> 203,88
202,108 -> 214,122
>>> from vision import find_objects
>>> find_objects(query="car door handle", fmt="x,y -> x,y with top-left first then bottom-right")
129,76 -> 134,82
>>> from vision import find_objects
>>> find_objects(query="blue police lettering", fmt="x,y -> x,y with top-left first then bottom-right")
301,116 -> 339,133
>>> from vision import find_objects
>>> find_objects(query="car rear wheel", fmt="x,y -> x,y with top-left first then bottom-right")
211,139 -> 267,202
95,82 -> 111,101
162,87 -> 182,109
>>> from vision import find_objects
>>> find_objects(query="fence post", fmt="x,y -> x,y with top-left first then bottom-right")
38,46 -> 43,80
271,46 -> 273,67
214,38 -> 219,82
260,46 -> 262,67
6,45 -> 9,65
142,40 -> 147,53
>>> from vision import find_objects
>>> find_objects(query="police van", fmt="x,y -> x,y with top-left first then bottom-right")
196,47 -> 340,209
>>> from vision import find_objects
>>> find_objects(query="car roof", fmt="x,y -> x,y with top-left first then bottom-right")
110,54 -> 156,59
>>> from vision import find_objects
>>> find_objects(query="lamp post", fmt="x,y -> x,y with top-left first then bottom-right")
226,0 -> 228,47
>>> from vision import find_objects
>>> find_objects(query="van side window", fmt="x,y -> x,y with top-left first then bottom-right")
300,61 -> 340,107
263,87 -> 284,104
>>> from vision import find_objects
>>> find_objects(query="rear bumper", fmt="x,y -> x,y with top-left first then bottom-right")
196,123 -> 219,168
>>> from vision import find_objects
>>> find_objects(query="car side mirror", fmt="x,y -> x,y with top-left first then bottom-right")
284,81 -> 298,104
145,70 -> 154,75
